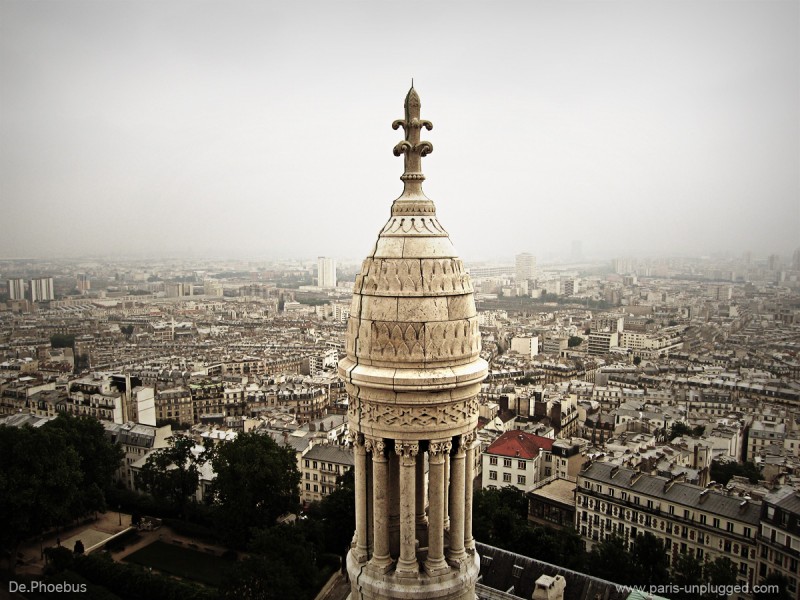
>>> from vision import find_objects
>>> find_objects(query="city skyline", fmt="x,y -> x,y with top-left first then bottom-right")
1,1 -> 798,261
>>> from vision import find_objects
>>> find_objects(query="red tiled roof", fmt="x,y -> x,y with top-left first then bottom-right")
485,430 -> 554,460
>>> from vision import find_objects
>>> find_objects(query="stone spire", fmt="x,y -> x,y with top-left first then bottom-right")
391,83 -> 434,209
339,85 -> 487,600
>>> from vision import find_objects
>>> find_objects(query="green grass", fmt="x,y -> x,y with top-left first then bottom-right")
123,540 -> 230,587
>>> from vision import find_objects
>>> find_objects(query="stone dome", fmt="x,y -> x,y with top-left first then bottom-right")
338,85 -> 488,442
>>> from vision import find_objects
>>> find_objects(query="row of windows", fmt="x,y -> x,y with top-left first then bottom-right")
579,487 -> 752,537
489,457 -> 529,469
488,471 -> 526,485
304,459 -> 344,473
303,482 -> 332,494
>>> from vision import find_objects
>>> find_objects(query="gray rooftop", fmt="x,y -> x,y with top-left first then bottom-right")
304,444 -> 354,466
581,462 -> 761,525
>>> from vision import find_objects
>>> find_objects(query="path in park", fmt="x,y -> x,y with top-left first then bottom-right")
15,511 -> 231,577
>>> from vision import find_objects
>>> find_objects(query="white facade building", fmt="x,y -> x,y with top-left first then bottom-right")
318,256 -> 337,288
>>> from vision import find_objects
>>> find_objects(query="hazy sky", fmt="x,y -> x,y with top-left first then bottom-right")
1,1 -> 798,262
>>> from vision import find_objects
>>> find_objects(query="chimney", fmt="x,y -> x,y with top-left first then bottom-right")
532,574 -> 566,600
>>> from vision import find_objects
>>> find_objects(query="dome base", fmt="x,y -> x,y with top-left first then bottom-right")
347,549 -> 480,600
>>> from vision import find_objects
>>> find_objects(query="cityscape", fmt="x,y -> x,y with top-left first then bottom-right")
2,1 -> 799,600
1,241 -> 799,599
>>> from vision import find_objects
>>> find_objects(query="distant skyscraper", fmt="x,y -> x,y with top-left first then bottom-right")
7,278 -> 24,301
793,248 -> 800,271
768,254 -> 781,271
515,252 -> 536,282
29,277 -> 54,302
77,273 -> 91,293
317,257 -> 336,288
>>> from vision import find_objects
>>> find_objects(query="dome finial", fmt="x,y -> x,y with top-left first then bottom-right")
392,83 -> 433,198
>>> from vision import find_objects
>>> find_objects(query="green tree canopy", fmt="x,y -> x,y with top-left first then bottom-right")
710,460 -> 763,485
755,572 -> 792,600
0,425 -> 82,572
568,336 -> 584,347
137,436 -> 202,518
587,534 -> 631,584
630,532 -> 670,586
50,333 -> 75,348
210,432 -> 300,546
306,468 -> 355,555
45,413 -> 123,516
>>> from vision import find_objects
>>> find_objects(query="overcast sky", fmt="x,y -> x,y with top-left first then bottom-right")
1,1 -> 798,263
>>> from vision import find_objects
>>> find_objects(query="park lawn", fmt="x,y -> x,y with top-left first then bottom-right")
123,540 -> 228,587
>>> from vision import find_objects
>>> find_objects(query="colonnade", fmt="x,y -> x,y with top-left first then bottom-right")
351,432 -> 477,576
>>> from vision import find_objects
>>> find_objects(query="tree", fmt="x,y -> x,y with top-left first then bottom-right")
210,432 -> 300,546
587,534 -> 633,584
710,460 -> 762,485
307,469 -> 355,555
630,532 -> 669,586
50,333 -> 75,349
137,436 -> 202,518
568,336 -> 584,348
472,486 -> 527,548
669,421 -> 694,441
704,556 -> 738,587
0,425 -> 82,573
671,552 -> 704,600
755,573 -> 792,600
45,413 -> 123,516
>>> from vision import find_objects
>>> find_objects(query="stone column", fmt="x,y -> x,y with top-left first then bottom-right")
366,443 -> 374,553
447,436 -> 467,564
388,450 -> 401,556
368,438 -> 392,572
464,432 -> 476,551
415,450 -> 427,548
425,439 -> 451,576
395,441 -> 419,577
444,451 -> 450,531
352,434 -> 369,563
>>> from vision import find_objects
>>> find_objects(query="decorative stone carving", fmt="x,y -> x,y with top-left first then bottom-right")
371,438 -> 386,456
429,440 -> 453,456
354,258 -> 473,297
361,398 -> 478,429
380,217 -> 448,236
397,442 -> 419,458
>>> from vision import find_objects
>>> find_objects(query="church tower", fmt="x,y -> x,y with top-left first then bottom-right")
339,86 -> 488,600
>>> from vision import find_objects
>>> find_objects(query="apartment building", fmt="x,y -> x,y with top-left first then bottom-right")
576,462 -> 760,590
29,277 -> 54,302
481,430 -> 555,492
758,486 -> 800,599
748,420 -> 788,462
588,332 -> 618,356
155,386 -> 194,425
300,444 -> 353,505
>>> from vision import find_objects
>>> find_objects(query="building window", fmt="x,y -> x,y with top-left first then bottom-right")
518,475 -> 526,485
727,522 -> 734,533
503,473 -> 511,483
489,470 -> 497,480
518,460 -> 526,470
305,483 -> 310,490
713,518 -> 720,528
503,458 -> 512,468
490,456 -> 498,465
313,485 -> 318,492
